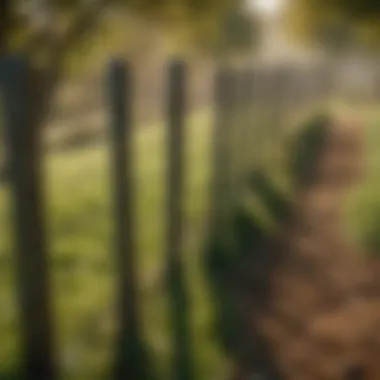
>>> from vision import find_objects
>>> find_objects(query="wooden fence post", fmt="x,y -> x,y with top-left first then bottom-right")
241,69 -> 255,105
264,66 -> 289,171
271,65 -> 290,131
165,59 -> 193,380
257,67 -> 275,156
240,68 -> 256,175
319,63 -> 333,102
107,59 -> 147,380
0,55 -> 57,379
208,67 -> 236,235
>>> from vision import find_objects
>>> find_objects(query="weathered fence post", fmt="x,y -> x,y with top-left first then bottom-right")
107,59 -> 147,380
241,69 -> 255,107
270,65 -> 290,131
165,59 -> 193,380
318,62 -> 334,102
0,55 -> 57,379
256,67 -> 274,158
240,68 -> 256,175
263,66 -> 290,172
208,67 -> 237,235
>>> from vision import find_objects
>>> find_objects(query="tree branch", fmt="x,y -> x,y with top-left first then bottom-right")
58,0 -> 110,52
24,0 -> 109,58
0,0 -> 11,54
27,0 -> 110,127
24,27 -> 56,57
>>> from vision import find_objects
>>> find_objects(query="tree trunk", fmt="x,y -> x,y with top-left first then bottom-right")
0,0 -> 11,55
0,0 -> 11,181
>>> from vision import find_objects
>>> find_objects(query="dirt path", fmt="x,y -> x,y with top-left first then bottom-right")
233,119 -> 380,379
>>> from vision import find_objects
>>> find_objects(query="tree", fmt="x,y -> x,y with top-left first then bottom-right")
176,6 -> 258,58
285,0 -> 380,52
302,0 -> 380,19
215,6 -> 258,58
0,0 -> 255,129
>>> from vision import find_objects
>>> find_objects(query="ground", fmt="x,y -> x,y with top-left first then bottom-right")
232,115 -> 380,379
0,104 -> 380,380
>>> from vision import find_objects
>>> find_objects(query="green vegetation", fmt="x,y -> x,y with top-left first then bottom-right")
203,113 -> 334,361
345,113 -> 380,257
286,0 -> 380,50
0,102 -> 306,379
203,108 -> 380,371
0,111 -> 226,380
1,106 -> 380,380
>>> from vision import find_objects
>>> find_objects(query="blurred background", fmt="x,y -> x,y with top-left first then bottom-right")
1,0 -> 380,379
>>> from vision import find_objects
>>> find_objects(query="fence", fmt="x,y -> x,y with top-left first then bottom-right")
0,55 -> 330,380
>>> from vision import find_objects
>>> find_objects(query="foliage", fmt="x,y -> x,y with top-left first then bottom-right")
0,111 -> 225,380
285,0 -> 380,51
213,7 -> 258,57
204,113 -> 333,359
288,113 -> 330,187
1,0 -> 254,58
205,109 -> 380,365
344,114 -> 380,258
304,0 -> 380,19
204,169 -> 290,355
176,7 -> 258,57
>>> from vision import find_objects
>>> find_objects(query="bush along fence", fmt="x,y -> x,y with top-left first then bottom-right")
0,54 -> 330,380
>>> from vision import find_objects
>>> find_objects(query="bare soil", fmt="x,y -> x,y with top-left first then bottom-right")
232,120 -> 380,379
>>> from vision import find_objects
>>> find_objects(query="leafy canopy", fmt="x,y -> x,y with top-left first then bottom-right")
285,0 -> 380,51
2,0 -> 256,58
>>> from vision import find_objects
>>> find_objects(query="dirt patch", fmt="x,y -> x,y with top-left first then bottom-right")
232,118 -> 380,379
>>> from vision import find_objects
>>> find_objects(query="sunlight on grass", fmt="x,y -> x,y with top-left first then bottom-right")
0,110 -> 230,380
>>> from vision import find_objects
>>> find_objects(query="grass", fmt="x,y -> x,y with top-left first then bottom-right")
0,110 -> 228,380
1,102 -> 380,380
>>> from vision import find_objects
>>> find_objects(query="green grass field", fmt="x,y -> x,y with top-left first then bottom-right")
0,104 -> 380,380
0,110 -> 228,380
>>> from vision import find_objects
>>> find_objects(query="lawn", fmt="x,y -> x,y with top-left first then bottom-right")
0,103 -> 380,380
0,109 -> 228,380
